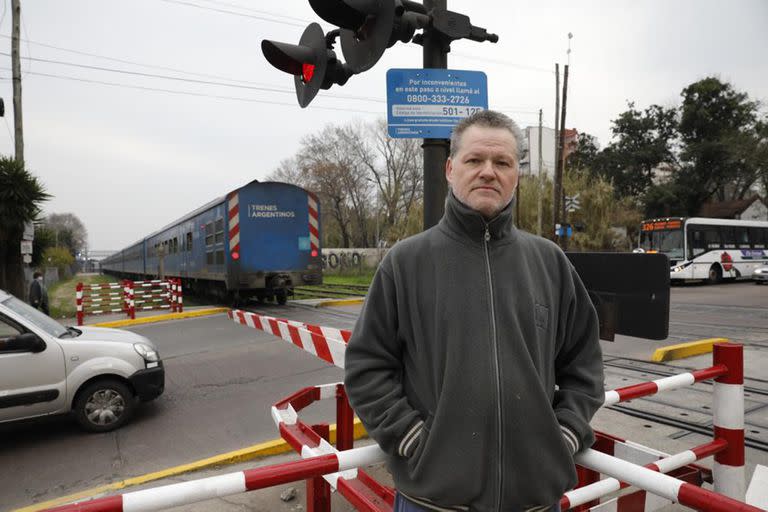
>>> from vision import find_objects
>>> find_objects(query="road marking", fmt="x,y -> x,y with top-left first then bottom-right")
315,298 -> 365,308
88,307 -> 230,328
651,338 -> 730,362
12,419 -> 368,512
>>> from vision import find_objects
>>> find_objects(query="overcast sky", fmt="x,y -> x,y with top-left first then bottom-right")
1,0 -> 766,250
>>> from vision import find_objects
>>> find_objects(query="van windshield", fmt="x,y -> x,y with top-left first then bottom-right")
2,295 -> 67,338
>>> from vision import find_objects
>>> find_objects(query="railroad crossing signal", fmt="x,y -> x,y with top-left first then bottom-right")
261,1 -> 498,108
262,23 -> 354,108
565,193 -> 580,213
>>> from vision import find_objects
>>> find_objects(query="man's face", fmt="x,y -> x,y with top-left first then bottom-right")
445,125 -> 520,219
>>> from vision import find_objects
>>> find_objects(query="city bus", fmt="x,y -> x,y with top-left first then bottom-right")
637,217 -> 768,282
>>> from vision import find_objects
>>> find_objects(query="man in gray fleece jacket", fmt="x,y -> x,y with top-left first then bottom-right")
344,110 -> 604,512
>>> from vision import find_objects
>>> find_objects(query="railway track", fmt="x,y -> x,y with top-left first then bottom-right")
604,357 -> 768,452
293,283 -> 369,298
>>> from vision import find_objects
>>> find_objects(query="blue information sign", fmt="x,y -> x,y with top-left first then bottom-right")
386,68 -> 488,139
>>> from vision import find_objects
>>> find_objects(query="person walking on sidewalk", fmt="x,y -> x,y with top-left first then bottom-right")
29,271 -> 50,315
344,110 -> 605,512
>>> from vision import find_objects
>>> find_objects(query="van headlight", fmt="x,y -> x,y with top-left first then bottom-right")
134,343 -> 159,362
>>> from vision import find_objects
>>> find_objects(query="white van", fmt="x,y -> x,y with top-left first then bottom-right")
0,289 -> 164,432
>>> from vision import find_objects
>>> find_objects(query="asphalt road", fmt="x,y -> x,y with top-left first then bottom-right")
2,281 -> 767,511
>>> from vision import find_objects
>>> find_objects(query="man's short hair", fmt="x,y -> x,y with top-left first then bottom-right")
449,109 -> 527,161
33,271 -> 42,279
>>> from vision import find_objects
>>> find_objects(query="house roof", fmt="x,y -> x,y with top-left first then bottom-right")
698,195 -> 765,218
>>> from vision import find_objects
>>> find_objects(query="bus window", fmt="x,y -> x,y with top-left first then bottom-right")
721,227 -> 737,248
735,227 -> 750,248
750,227 -> 767,249
704,227 -> 722,249
689,228 -> 707,258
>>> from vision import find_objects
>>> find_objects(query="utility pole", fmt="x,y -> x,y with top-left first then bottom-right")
421,0 -> 450,230
558,64 -> 570,250
537,109 -> 543,236
11,0 -> 23,163
553,64 -> 560,241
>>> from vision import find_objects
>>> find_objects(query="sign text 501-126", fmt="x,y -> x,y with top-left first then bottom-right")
406,94 -> 471,104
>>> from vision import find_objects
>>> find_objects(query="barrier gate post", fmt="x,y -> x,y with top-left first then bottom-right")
712,342 -> 745,500
75,282 -> 84,326
308,424 -> 332,512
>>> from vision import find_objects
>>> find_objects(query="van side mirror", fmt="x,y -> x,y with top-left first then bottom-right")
9,332 -> 46,353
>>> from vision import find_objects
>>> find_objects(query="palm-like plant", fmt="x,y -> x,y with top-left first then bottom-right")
0,156 -> 50,297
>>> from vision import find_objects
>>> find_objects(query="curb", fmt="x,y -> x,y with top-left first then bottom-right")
13,419 -> 369,512
315,298 -> 365,308
651,338 -> 730,362
88,307 -> 230,328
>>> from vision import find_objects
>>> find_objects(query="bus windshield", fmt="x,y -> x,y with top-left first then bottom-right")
639,228 -> 685,259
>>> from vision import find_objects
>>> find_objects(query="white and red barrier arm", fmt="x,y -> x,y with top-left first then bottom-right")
41,445 -> 385,512
228,310 -> 350,368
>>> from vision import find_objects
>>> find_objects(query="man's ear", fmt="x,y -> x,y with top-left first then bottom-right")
445,157 -> 453,185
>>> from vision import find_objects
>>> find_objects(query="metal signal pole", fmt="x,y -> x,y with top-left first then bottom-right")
11,0 -> 24,163
558,64 -> 569,250
553,64 -> 560,241
537,108 -> 543,236
422,0 -> 450,230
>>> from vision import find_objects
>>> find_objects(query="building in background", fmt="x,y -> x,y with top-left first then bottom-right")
519,126 -> 578,179
698,195 -> 768,221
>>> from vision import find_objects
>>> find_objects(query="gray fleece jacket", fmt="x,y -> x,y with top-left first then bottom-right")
344,193 -> 605,512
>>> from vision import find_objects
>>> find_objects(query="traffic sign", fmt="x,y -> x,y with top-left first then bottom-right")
20,240 -> 32,254
565,193 -> 580,213
387,68 -> 488,139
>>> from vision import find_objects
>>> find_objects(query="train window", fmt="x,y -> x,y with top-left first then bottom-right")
205,223 -> 214,246
186,232 -> 193,252
215,250 -> 224,265
215,219 -> 224,244
173,237 -> 179,254
206,251 -> 214,265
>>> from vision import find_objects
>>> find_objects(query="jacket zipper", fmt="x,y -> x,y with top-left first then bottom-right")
483,225 -> 504,512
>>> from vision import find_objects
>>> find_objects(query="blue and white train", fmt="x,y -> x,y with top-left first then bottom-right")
101,180 -> 322,303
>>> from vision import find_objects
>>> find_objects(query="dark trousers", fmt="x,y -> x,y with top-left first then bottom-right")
394,493 -> 561,512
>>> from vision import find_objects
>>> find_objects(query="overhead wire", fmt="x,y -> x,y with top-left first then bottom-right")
157,0 -> 306,28
191,0 -> 312,24
0,66 -> 384,116
0,51 -> 383,103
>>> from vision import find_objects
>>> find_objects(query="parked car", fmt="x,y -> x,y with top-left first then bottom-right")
0,288 -> 164,432
753,265 -> 768,284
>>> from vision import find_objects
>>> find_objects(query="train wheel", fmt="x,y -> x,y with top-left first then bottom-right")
276,289 -> 288,305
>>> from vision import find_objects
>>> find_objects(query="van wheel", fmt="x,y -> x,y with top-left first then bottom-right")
74,379 -> 135,432
708,264 -> 722,284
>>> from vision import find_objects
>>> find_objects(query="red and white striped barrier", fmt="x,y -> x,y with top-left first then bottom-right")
227,310 -> 350,368
76,281 -> 129,325
42,445 -> 386,512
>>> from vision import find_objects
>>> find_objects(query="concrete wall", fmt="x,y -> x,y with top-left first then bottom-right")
321,248 -> 389,273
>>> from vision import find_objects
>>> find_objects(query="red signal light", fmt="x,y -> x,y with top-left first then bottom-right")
302,63 -> 315,83
311,250 -> 318,257
232,251 -> 240,260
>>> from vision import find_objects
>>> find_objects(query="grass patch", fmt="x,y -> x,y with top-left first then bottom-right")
323,271 -> 375,287
48,274 -> 118,320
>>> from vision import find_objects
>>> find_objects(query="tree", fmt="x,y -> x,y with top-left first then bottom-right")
31,224 -> 56,267
42,246 -> 75,278
588,102 -> 678,198
677,77 -> 766,207
44,212 -> 88,257
0,156 -> 50,297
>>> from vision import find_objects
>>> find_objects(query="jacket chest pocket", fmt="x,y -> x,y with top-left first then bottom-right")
535,302 -> 550,331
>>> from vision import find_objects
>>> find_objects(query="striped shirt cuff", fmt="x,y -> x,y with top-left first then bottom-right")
398,419 -> 424,457
560,424 -> 580,455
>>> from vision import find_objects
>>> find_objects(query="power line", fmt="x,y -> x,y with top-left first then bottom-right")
157,0 -> 306,27
0,67 -> 384,116
0,51 -> 383,103
192,0 -> 312,24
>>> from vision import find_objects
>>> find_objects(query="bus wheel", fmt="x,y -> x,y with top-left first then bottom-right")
708,264 -> 722,284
